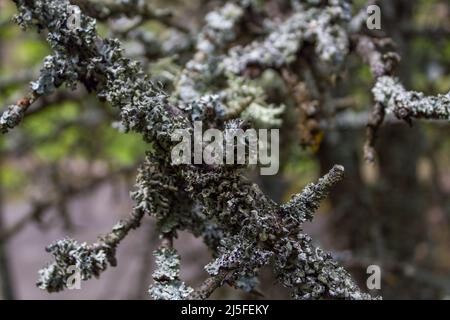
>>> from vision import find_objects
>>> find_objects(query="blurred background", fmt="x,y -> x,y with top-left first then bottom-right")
0,0 -> 449,299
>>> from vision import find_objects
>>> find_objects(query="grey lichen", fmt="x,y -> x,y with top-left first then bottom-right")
0,91 -> 39,133
273,234 -> 373,300
222,77 -> 285,127
205,236 -> 272,293
178,162 -> 373,299
169,0 -> 350,132
37,238 -> 108,292
0,104 -> 25,134
149,247 -> 193,300
373,76 -> 450,121
8,0 -> 378,300
172,2 -> 286,129
197,2 -> 244,54
272,166 -> 374,300
223,1 -> 351,75
282,165 -> 345,223
31,53 -> 79,96
37,189 -> 145,292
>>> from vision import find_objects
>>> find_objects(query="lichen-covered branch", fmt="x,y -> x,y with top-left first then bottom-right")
148,237 -> 194,300
37,204 -> 145,292
354,31 -> 449,162
276,166 -> 373,299
8,0 -> 376,299
223,1 -> 351,75
177,164 -> 373,299
282,165 -> 345,223
187,270 -> 230,300
353,35 -> 400,162
0,92 -> 39,133
373,76 -> 450,122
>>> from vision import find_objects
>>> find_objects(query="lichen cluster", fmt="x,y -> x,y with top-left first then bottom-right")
37,238 -> 109,292
0,103 -> 26,133
4,0 -> 376,299
223,1 -> 351,74
9,0 -> 443,300
373,76 -> 450,122
149,247 -> 194,300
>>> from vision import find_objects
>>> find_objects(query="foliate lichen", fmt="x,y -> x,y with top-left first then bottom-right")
205,237 -> 272,293
172,1 -> 245,102
171,1 -> 286,129
271,165 -> 375,300
131,156 -> 179,219
132,154 -> 225,250
282,165 -> 345,223
221,77 -> 285,127
37,238 -> 108,293
197,3 -> 244,54
11,0 -> 376,300
241,103 -> 285,128
131,155 -> 190,234
185,165 -> 373,299
36,194 -> 145,293
223,1 -> 351,74
149,247 -> 193,300
168,0 -> 349,135
373,76 -> 450,121
12,0 -> 191,146
14,0 -> 97,93
31,53 -> 79,96
0,104 -> 25,134
273,234 -> 373,300
205,238 -> 271,275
